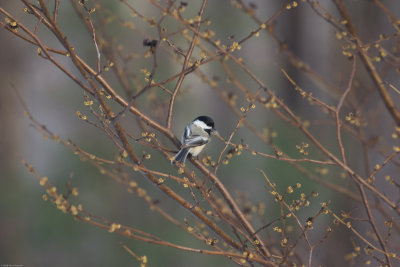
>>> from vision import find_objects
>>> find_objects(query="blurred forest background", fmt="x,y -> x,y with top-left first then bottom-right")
1,0 -> 400,266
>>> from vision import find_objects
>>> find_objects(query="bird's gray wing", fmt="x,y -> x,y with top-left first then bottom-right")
181,135 -> 209,148
182,125 -> 191,142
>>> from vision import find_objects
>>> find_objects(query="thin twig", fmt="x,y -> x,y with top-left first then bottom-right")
53,0 -> 59,23
336,57 -> 356,163
334,0 -> 400,126
165,0 -> 208,129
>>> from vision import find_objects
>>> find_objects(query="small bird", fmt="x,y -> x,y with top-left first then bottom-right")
173,116 -> 217,165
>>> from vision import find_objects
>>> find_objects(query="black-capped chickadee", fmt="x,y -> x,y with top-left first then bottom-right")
173,116 -> 217,165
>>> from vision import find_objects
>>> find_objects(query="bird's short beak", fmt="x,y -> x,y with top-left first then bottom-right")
211,129 -> 219,136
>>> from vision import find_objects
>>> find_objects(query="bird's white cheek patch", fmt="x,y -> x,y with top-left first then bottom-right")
193,120 -> 212,129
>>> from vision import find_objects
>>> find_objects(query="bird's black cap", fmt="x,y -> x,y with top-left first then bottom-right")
194,115 -> 215,129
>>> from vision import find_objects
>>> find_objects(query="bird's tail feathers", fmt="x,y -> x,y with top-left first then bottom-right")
173,148 -> 190,165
